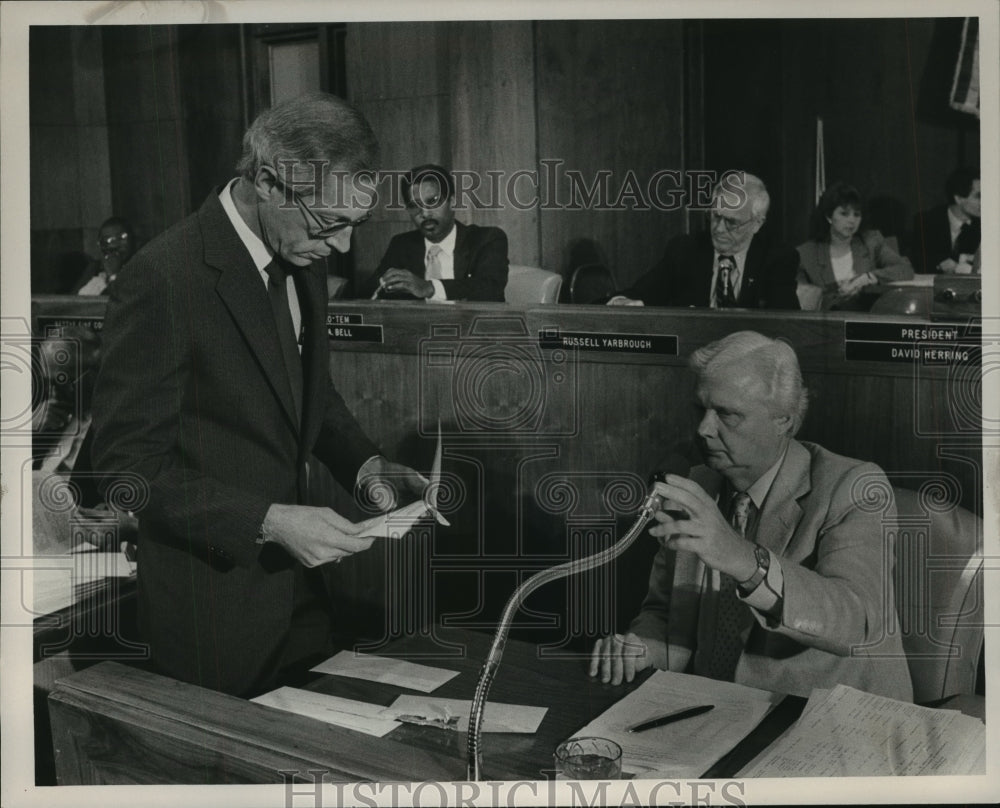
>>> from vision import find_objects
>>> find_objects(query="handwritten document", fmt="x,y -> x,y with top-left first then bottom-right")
251,687 -> 400,737
311,651 -> 459,693
571,670 -> 778,777
380,695 -> 547,733
739,684 -> 986,777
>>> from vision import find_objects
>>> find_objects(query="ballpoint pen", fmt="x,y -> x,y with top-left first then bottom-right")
627,704 -> 714,733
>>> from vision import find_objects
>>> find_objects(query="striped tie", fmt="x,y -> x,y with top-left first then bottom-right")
702,492 -> 753,681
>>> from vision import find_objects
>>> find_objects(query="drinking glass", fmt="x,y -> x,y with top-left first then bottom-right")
554,736 -> 623,779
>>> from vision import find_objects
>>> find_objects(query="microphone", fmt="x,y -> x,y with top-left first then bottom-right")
640,452 -> 692,518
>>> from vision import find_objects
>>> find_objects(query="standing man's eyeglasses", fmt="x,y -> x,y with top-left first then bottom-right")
267,169 -> 372,239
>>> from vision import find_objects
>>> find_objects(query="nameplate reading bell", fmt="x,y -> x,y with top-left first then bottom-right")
327,313 -> 383,343
844,321 -> 981,365
538,329 -> 678,356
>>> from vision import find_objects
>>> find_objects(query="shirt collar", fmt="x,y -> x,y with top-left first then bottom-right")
714,246 -> 750,274
743,442 -> 789,510
425,223 -> 457,256
219,179 -> 273,271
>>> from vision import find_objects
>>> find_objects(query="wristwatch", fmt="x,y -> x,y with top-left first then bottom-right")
737,544 -> 770,595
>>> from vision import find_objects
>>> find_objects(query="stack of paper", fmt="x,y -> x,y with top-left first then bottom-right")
570,670 -> 779,778
739,683 -> 986,776
310,651 -> 459,693
32,551 -> 136,616
251,688 -> 401,737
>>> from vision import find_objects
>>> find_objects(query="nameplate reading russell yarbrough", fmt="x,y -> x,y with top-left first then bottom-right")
844,321 -> 981,365
538,329 -> 678,356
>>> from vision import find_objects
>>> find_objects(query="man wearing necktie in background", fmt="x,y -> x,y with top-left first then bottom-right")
367,164 -> 509,302
590,331 -> 912,701
92,93 -> 427,697
910,166 -> 981,275
607,171 -> 799,309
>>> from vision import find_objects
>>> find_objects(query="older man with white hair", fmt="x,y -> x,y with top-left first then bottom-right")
590,331 -> 912,701
608,171 -> 800,309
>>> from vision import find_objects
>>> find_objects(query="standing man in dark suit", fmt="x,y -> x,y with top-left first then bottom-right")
910,166 -> 981,274
608,171 -> 799,309
366,164 -> 509,301
91,92 -> 427,697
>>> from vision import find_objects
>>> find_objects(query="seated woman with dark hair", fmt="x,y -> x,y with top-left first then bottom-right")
797,182 -> 913,311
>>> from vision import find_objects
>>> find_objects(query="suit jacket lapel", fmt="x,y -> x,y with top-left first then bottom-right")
201,193 -> 300,430
738,237 -> 765,304
406,231 -> 427,278
295,264 -> 328,451
452,222 -> 469,280
696,233 -> 715,304
756,439 -> 810,557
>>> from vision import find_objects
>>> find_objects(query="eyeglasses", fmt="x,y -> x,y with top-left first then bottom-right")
269,170 -> 372,239
100,233 -> 130,248
710,211 -> 757,232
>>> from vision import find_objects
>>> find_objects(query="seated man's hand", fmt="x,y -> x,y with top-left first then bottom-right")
936,258 -> 958,273
648,476 -> 757,582
378,268 -> 434,299
606,295 -> 645,307
358,455 -> 430,512
261,503 -> 374,568
589,632 -> 650,685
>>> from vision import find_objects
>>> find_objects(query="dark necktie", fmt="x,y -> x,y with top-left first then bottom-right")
715,254 -> 738,308
263,258 -> 303,424
702,491 -> 754,681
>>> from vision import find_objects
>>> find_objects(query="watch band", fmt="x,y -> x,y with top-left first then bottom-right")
738,544 -> 770,595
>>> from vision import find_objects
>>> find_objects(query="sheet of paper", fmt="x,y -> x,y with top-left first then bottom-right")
571,670 -> 778,778
251,686 -> 401,737
310,651 -> 459,693
738,683 -> 986,777
380,695 -> 547,734
353,425 -> 449,539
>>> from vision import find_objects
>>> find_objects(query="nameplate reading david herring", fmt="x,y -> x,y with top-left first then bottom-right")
844,321 -> 981,365
538,329 -> 678,355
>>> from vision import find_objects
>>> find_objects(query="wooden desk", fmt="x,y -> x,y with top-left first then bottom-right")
47,629 -> 797,784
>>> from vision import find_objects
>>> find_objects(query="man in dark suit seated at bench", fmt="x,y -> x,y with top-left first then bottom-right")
366,164 -> 509,302
607,171 -> 799,310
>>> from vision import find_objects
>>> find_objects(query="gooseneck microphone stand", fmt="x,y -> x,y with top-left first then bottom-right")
465,488 -> 666,781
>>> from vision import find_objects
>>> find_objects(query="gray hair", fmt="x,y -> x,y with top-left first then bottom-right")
689,330 -> 808,434
235,92 -> 379,182
714,171 -> 770,221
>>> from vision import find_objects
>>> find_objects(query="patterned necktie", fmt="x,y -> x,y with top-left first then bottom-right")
263,259 -> 303,424
702,491 -> 754,681
425,244 -> 443,280
715,254 -> 738,308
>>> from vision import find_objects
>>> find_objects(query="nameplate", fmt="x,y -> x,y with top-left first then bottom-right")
326,313 -> 365,326
538,329 -> 678,355
36,316 -> 104,335
844,321 -> 981,365
328,324 -> 384,343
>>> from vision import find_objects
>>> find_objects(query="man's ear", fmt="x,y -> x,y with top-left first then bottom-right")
750,214 -> 766,236
773,413 -> 793,435
253,166 -> 278,201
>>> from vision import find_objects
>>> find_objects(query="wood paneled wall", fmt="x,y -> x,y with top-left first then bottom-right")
29,27 -> 112,292
704,18 -> 981,251
30,295 -> 984,652
535,20 -> 688,285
